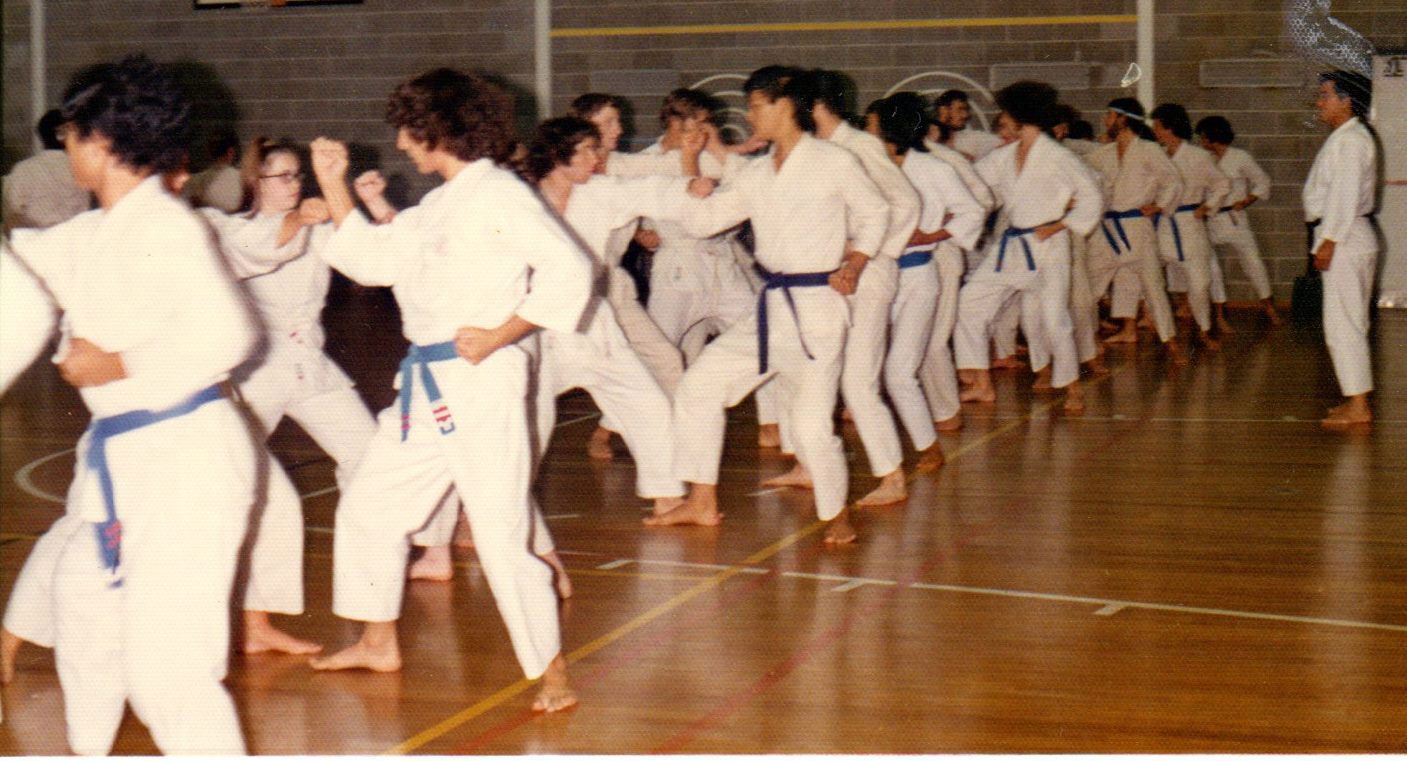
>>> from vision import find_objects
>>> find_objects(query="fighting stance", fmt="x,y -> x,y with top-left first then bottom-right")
1195,115 -> 1281,327
952,81 -> 1102,413
305,68 -> 590,713
6,55 -> 259,754
645,65 -> 889,545
1305,71 -> 1378,428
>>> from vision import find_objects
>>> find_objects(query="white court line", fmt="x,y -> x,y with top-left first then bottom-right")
747,487 -> 786,497
594,558 -> 1407,633
554,412 -> 602,429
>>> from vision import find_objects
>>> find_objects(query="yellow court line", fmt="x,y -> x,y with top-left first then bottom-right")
552,15 -> 1136,38
385,369 -> 1128,754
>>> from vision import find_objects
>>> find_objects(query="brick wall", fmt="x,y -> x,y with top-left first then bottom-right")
5,0 -> 1403,299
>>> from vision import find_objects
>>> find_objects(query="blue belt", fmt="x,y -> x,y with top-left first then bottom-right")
1165,203 -> 1202,261
1099,208 -> 1145,255
995,220 -> 1059,272
398,340 -> 460,441
897,250 -> 933,269
755,264 -> 834,374
87,383 -> 227,585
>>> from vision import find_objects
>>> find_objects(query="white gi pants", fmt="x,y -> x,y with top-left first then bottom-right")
674,287 -> 850,520
886,255 -> 939,451
330,345 -> 560,679
54,400 -> 254,755
841,258 -> 905,477
1322,240 -> 1377,396
1158,211 -> 1214,332
537,314 -> 684,499
238,337 -> 376,615
1087,214 -> 1177,342
918,243 -> 966,423
607,267 -> 684,397
1208,211 -> 1274,301
955,229 -> 1079,389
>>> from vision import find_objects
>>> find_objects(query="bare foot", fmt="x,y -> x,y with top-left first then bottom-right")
408,545 -> 454,581
1,628 -> 20,684
1322,396 -> 1372,428
643,488 -> 723,527
1215,315 -> 1235,335
1103,326 -> 1138,344
1174,303 -> 1191,322
587,425 -> 614,460
1264,301 -> 1282,326
1031,367 -> 1054,391
1063,382 -> 1085,414
762,462 -> 814,489
856,469 -> 907,507
934,414 -> 963,432
1197,331 -> 1221,352
915,442 -> 945,472
1099,319 -> 1120,334
244,611 -> 323,655
532,655 -> 577,713
991,355 -> 1025,370
823,511 -> 858,546
310,628 -> 402,673
1084,356 -> 1111,375
757,423 -> 781,448
959,383 -> 996,403
540,550 -> 573,599
652,496 -> 685,516
1166,340 -> 1190,366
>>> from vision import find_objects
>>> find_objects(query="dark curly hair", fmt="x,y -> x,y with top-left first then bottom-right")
59,54 -> 191,174
994,80 -> 1060,130
1150,103 -> 1193,141
873,92 -> 930,156
1194,115 -> 1235,146
520,116 -> 600,184
386,68 -> 515,164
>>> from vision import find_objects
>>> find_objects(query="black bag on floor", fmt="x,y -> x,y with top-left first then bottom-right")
1291,221 -> 1322,326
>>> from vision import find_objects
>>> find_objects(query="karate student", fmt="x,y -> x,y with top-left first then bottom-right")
199,137 -> 381,655
2,109 -> 91,230
5,55 -> 259,754
644,65 -> 889,546
936,89 -> 1003,161
868,93 -> 983,462
1083,98 -> 1187,363
1195,115 -> 1281,327
1150,103 -> 1231,350
304,68 -> 589,714
951,81 -> 1102,414
788,69 -> 919,506
1305,71 -> 1378,428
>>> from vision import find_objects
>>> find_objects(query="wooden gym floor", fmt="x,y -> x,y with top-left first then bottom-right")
1,283 -> 1405,753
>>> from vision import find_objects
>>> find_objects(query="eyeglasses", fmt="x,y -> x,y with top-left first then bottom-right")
259,171 -> 304,184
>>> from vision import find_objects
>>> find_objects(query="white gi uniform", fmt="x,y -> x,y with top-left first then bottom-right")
953,135 -> 1103,390
0,244 -> 57,392
827,122 -> 917,477
1304,116 -> 1378,397
2,150 -> 91,229
1208,146 -> 1274,301
1159,142 -> 1231,333
602,149 -> 691,394
673,134 -> 889,520
1085,138 -> 1183,342
891,150 -> 984,447
318,159 -> 591,680
536,174 -> 697,498
8,176 -> 258,755
951,128 -> 1003,161
202,211 -> 379,615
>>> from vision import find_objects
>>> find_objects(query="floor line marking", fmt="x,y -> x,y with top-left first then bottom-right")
390,363 -> 1117,753
746,486 -> 786,497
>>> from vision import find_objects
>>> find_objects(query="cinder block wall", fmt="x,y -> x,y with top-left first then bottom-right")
4,0 -> 1403,300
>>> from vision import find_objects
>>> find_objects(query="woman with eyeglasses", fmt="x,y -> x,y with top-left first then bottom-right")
198,137 -> 384,656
